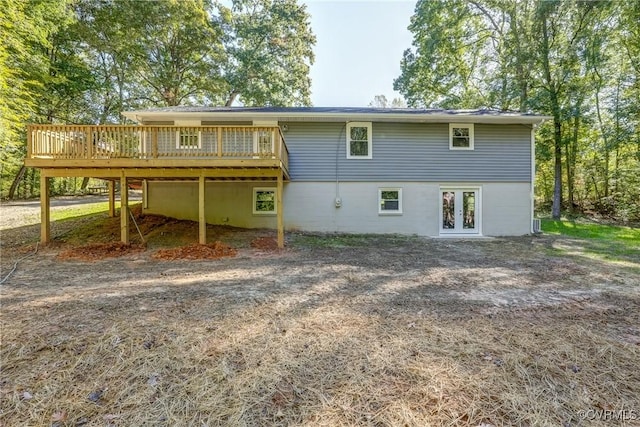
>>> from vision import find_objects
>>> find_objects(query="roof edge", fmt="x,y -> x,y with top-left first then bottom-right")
122,107 -> 551,125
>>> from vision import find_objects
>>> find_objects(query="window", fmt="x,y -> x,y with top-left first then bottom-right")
254,129 -> 274,156
176,129 -> 201,149
346,122 -> 372,159
449,123 -> 474,150
379,188 -> 402,214
253,187 -> 276,214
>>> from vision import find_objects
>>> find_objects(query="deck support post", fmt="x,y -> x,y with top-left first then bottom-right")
40,174 -> 50,244
120,172 -> 129,244
142,180 -> 148,209
198,175 -> 206,244
108,180 -> 116,217
277,170 -> 284,248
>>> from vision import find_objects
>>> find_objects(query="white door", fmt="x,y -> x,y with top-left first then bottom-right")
440,188 -> 480,234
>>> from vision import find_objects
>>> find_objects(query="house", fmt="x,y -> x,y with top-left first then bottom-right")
25,107 -> 549,247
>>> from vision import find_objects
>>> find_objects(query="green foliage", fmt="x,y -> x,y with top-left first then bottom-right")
1,0 -> 315,199
1,0 -> 85,198
216,0 -> 316,106
396,0 -> 640,222
543,219 -> 639,242
129,0 -> 226,106
394,0 -> 487,108
77,0 -> 226,108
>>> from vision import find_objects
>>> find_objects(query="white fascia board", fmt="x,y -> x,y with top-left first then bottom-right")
122,110 -> 552,126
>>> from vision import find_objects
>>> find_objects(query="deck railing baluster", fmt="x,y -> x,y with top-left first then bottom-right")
25,124 -> 289,173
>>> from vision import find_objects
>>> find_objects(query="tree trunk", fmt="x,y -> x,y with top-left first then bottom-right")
552,119 -> 563,219
81,177 -> 90,190
593,68 -> 610,199
539,6 -> 563,219
604,149 -> 610,198
26,167 -> 33,198
565,134 -> 572,214
545,169 -> 552,203
225,91 -> 239,107
567,114 -> 579,212
8,165 -> 26,200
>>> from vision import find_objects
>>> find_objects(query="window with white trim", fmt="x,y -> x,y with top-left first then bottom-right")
253,187 -> 276,214
378,188 -> 402,214
449,123 -> 474,150
346,122 -> 372,159
176,129 -> 201,149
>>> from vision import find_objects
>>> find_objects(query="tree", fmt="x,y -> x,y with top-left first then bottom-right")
132,0 -> 226,106
216,0 -> 316,106
78,0 -> 227,108
393,0 -> 489,109
368,95 -> 407,108
1,0 -> 92,198
76,0 -> 316,109
74,0 -> 147,123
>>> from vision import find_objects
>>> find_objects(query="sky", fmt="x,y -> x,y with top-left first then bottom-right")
302,1 -> 416,107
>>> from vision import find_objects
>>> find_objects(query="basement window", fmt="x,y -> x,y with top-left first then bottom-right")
449,123 -> 474,150
379,188 -> 402,214
253,187 -> 277,214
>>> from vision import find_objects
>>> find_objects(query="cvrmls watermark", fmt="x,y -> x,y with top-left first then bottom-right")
577,409 -> 638,421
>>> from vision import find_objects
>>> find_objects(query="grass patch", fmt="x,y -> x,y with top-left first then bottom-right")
50,201 -> 111,221
542,219 -> 639,241
50,203 -> 144,246
542,219 -> 640,264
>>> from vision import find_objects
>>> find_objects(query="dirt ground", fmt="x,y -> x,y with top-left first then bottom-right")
1,199 -> 639,426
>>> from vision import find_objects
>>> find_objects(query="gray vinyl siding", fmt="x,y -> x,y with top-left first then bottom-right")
282,122 -> 532,182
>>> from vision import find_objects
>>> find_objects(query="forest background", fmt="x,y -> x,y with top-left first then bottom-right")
1,0 -> 638,222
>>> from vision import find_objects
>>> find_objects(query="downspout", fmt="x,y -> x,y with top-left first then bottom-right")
335,123 -> 347,206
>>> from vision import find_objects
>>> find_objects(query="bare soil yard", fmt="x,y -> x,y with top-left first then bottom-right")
1,200 -> 639,426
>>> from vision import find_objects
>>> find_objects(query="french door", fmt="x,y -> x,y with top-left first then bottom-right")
440,188 -> 480,234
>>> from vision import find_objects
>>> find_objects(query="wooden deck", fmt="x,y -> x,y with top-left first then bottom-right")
25,124 -> 289,179
26,124 -> 289,247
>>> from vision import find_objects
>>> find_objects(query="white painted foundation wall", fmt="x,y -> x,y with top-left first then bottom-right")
144,181 -> 532,236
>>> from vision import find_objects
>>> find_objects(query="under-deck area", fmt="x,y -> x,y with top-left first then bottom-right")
25,125 -> 290,247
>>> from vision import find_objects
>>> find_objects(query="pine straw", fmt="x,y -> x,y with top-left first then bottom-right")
151,242 -> 237,260
2,229 -> 639,426
1,289 -> 638,426
250,237 -> 280,251
57,243 -> 146,261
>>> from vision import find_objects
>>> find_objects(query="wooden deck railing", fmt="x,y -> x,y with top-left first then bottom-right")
27,125 -> 289,171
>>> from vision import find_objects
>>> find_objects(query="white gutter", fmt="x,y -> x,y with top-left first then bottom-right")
122,110 -> 552,125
